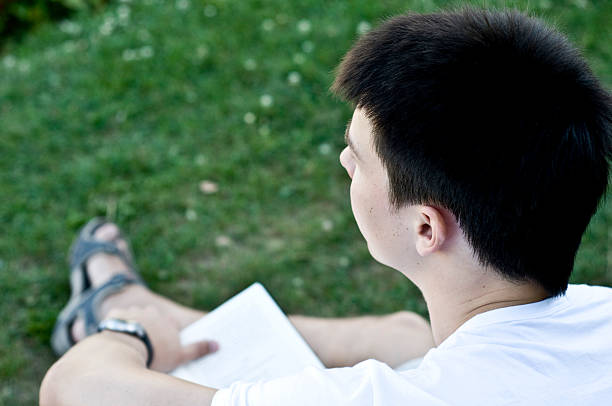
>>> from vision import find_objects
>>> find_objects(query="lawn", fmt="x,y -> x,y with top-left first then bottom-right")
0,0 -> 610,403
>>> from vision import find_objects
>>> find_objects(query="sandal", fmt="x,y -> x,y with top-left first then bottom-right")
51,218 -> 147,356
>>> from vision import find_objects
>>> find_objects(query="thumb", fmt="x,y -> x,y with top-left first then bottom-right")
180,340 -> 219,364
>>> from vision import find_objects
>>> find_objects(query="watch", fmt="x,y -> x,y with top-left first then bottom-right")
97,318 -> 154,367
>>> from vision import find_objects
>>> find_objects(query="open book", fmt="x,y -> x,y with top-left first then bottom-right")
170,283 -> 324,388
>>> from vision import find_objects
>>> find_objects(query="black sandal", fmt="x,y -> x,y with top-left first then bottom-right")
51,218 -> 147,356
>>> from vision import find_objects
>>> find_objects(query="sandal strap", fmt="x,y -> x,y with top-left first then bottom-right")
82,274 -> 142,335
69,217 -> 136,271
51,273 -> 143,355
68,218 -> 140,294
70,240 -> 129,270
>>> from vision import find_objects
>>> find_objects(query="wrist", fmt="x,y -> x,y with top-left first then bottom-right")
98,330 -> 149,365
97,318 -> 154,367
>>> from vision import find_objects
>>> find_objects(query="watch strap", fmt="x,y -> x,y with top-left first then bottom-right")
97,318 -> 154,368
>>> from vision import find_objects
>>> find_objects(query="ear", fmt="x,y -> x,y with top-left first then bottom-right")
415,205 -> 447,257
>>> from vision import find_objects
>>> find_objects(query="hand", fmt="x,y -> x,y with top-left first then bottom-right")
104,306 -> 218,372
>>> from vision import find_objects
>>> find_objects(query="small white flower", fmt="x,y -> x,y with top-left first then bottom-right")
339,257 -> 350,267
292,53 -> 306,65
18,61 -> 31,73
99,17 -> 115,36
99,24 -> 113,36
204,4 -> 217,17
259,94 -> 274,108
194,154 -> 207,166
117,5 -> 130,20
258,125 -> 271,136
199,180 -> 219,194
287,71 -> 301,85
321,219 -> 333,232
185,209 -> 197,221
318,143 -> 332,155
302,40 -> 314,53
185,90 -> 197,103
262,19 -> 275,31
267,238 -> 284,251
243,58 -> 257,71
244,112 -> 256,124
63,40 -> 77,53
357,21 -> 371,35
278,185 -> 293,197
122,49 -> 137,61
115,111 -> 127,122
3,55 -> 16,69
122,46 -> 154,61
176,0 -> 190,10
573,0 -> 588,8
139,45 -> 154,59
297,19 -> 312,34
215,235 -> 232,247
59,21 -> 82,35
196,45 -> 209,60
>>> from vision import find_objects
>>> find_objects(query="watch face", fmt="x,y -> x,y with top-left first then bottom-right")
100,319 -> 145,338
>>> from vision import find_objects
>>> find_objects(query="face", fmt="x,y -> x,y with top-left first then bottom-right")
339,108 -> 416,270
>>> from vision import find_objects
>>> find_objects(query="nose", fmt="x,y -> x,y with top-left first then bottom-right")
339,147 -> 354,179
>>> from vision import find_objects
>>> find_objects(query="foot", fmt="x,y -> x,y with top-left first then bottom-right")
70,223 -> 146,341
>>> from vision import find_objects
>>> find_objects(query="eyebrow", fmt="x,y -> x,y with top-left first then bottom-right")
344,119 -> 362,161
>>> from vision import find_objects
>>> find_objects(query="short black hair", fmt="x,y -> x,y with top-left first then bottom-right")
332,7 -> 612,296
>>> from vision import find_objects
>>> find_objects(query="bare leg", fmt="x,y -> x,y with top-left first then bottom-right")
71,224 -> 434,368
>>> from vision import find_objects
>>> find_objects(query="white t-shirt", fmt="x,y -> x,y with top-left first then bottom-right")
212,284 -> 612,406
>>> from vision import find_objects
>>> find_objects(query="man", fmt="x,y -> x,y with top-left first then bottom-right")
40,7 -> 612,406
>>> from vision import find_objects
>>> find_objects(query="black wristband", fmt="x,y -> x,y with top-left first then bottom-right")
97,318 -> 154,368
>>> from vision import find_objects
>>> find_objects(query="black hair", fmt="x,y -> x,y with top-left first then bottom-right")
332,7 -> 612,296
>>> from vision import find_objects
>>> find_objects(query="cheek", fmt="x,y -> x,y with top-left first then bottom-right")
350,173 -> 397,239
350,172 -> 378,236
349,182 -> 368,240
350,179 -> 406,267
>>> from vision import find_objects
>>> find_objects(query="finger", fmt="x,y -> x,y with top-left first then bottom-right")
180,340 -> 219,364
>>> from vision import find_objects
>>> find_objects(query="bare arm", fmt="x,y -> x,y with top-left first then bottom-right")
39,305 -> 434,405
40,308 -> 218,406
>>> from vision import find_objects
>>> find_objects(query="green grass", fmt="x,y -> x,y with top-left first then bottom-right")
0,0 -> 610,404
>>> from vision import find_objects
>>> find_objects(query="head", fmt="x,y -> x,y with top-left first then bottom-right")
333,7 -> 612,296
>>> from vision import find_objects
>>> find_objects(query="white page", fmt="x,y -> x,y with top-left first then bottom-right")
170,283 -> 324,388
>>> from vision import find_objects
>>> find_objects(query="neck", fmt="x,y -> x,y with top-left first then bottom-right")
418,268 -> 550,345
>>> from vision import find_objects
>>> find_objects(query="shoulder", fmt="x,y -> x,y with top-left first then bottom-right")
566,283 -> 612,301
563,284 -> 612,316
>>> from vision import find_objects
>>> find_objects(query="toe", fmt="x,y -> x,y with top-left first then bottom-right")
94,223 -> 120,241
94,223 -> 129,252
